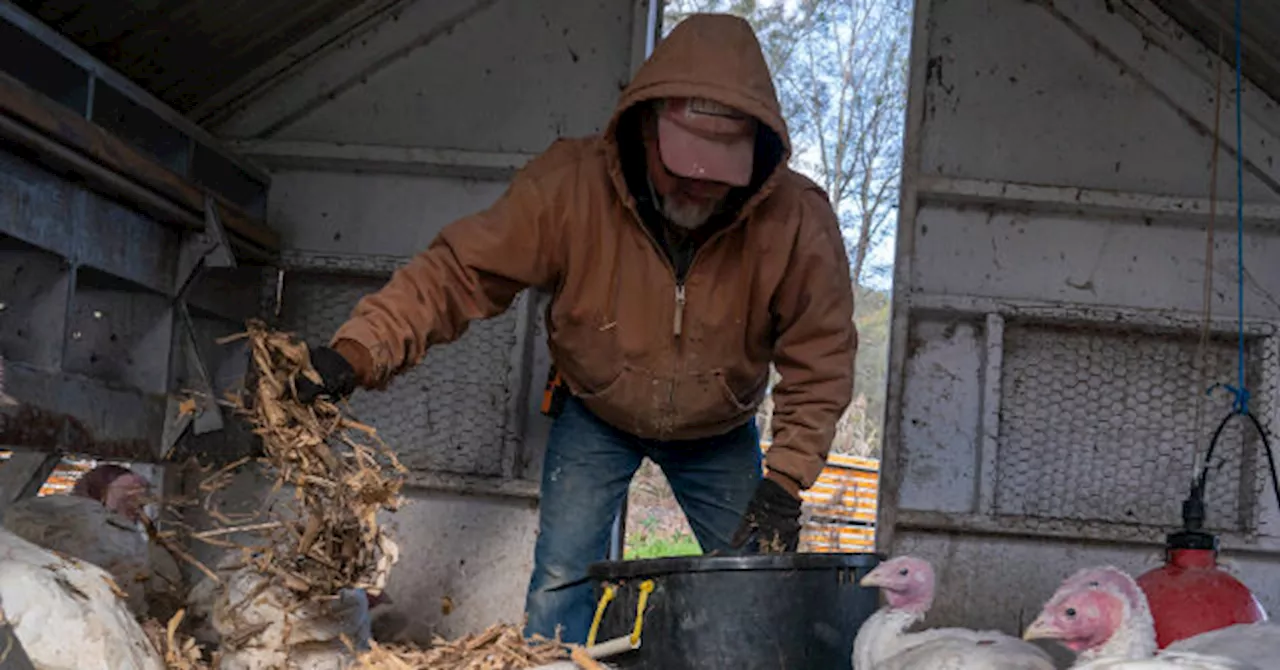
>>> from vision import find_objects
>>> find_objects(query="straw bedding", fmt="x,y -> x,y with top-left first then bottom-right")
138,320 -> 574,669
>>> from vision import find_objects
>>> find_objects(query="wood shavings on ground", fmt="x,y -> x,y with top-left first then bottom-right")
143,610 -> 215,670
354,624 -> 569,670
208,319 -> 408,599
134,322 -> 581,669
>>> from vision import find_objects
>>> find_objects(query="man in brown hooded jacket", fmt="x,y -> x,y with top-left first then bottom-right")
296,13 -> 856,642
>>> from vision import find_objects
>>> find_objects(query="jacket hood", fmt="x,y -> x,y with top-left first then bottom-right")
605,13 -> 792,216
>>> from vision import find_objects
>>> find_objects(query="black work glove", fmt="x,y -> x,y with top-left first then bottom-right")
295,345 -> 358,404
730,478 -> 802,553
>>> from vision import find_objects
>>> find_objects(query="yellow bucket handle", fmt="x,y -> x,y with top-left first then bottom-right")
630,580 -> 655,646
586,584 -> 617,646
586,579 -> 656,648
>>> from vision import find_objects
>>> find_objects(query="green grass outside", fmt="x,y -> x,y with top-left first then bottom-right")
625,531 -> 702,559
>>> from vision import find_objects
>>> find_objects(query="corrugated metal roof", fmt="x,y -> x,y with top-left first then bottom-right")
10,0 -> 375,114
9,0 -> 1280,122
1150,0 -> 1280,105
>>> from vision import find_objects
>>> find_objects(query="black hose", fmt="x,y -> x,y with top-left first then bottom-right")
1195,409 -> 1280,521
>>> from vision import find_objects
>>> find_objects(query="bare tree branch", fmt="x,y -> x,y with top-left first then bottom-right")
663,1 -> 910,455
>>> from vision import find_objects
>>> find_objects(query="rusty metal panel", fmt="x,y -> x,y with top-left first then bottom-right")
90,82 -> 191,174
64,267 -> 174,395
0,149 -> 77,257
0,361 -> 166,461
0,144 -> 265,462
76,190 -> 182,296
0,236 -> 71,370
0,2 -> 274,219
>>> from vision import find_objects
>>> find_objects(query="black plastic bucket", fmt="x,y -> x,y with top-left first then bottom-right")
586,553 -> 880,670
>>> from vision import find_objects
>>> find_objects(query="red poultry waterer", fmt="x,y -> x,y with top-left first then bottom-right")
1137,407 -> 1274,649
1136,527 -> 1266,648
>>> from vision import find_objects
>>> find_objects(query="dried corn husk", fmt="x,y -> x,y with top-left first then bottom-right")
139,321 -> 410,668
143,610 -> 215,670
145,322 -> 575,669
354,624 -> 569,670
210,319 -> 408,599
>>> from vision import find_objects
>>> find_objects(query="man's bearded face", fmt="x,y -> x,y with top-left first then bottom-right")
642,100 -> 751,229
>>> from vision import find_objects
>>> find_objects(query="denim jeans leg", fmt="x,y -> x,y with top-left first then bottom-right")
524,396 -> 643,644
648,420 -> 763,553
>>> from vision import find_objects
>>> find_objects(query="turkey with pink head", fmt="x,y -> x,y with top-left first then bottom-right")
1051,566 -> 1159,663
853,555 -> 1055,669
1024,565 -> 1273,668
3,465 -> 185,620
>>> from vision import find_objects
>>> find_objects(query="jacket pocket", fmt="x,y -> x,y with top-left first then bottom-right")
574,363 -> 626,399
715,370 -> 755,412
572,364 -> 667,438
547,300 -> 623,397
716,368 -> 767,413
666,368 -> 764,433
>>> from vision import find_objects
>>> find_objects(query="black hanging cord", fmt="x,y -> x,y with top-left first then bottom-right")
1191,409 -> 1280,528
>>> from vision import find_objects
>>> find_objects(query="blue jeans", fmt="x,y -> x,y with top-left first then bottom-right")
523,396 -> 762,643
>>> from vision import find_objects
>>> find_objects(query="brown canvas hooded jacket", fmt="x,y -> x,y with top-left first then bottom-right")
331,14 -> 856,493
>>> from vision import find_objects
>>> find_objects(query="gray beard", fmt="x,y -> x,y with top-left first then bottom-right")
648,177 -> 720,229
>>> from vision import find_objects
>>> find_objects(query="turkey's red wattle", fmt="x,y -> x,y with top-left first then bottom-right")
1137,547 -> 1267,648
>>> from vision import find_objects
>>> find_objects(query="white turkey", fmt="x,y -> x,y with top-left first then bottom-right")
0,524 -> 164,670
1048,566 -> 1159,662
1023,565 -> 1270,668
2,465 -> 184,619
186,549 -> 373,670
854,555 -> 1055,669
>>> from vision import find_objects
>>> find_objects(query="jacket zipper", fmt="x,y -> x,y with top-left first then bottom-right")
673,284 -> 687,337
618,200 -> 695,341
618,198 -> 740,438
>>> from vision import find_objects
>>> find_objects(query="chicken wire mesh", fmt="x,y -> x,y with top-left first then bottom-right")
278,271 -> 524,478
994,322 -> 1274,533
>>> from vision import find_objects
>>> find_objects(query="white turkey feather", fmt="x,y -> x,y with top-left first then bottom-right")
1072,650 -> 1260,669
190,551 -> 372,670
876,632 -> 1058,670
2,494 -> 153,616
0,527 -> 163,670
1163,623 -> 1280,668
852,593 -> 1054,669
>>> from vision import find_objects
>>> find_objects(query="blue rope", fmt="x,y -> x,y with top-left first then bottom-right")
1232,0 -> 1246,414
1208,0 -> 1249,420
